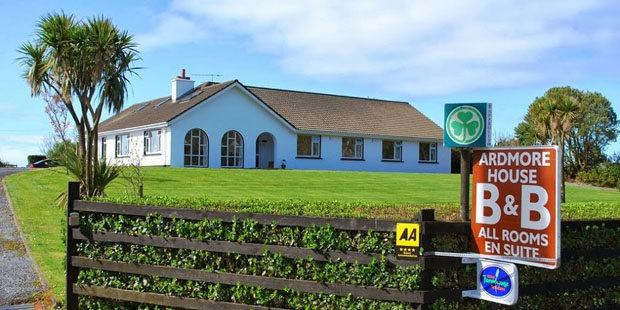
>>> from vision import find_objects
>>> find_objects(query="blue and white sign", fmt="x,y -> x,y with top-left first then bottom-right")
463,258 -> 518,305
480,266 -> 511,297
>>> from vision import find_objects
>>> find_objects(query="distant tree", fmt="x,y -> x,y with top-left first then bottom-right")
19,13 -> 139,197
515,87 -> 580,202
493,131 -> 520,147
565,91 -> 618,176
47,140 -> 77,160
516,87 -> 618,176
44,92 -> 72,144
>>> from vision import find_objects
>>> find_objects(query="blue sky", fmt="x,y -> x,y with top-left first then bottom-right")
1,0 -> 620,166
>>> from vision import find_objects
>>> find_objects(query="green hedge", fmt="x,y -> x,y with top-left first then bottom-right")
78,199 -> 620,309
26,154 -> 46,165
577,162 -> 620,189
92,196 -> 620,220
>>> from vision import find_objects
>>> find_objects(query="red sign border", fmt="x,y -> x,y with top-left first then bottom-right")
471,145 -> 561,269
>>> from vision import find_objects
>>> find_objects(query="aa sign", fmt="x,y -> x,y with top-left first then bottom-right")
472,146 -> 561,269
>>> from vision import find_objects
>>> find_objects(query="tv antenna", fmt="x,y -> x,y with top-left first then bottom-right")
193,73 -> 223,82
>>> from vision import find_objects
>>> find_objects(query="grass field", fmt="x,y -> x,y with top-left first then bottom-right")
5,167 -> 620,302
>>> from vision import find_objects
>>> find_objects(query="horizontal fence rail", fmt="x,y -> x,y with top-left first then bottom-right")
65,183 -> 620,310
73,284 -> 287,310
74,201 -> 400,232
72,229 -> 426,267
72,257 -> 428,304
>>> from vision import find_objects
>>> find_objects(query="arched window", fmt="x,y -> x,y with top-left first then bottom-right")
221,130 -> 244,168
184,129 -> 208,167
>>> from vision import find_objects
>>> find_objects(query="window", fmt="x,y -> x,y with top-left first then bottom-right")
297,135 -> 321,158
342,137 -> 364,159
382,140 -> 402,161
221,130 -> 244,168
419,142 -> 437,162
184,129 -> 208,167
115,134 -> 129,157
101,137 -> 106,159
144,130 -> 161,154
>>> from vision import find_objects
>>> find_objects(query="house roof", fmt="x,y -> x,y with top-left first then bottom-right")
99,80 -> 443,140
99,80 -> 236,132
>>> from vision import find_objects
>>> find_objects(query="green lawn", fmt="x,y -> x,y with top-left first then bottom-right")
5,167 -> 620,302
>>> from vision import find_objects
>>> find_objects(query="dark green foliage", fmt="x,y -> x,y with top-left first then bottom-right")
515,86 -> 619,179
46,140 -> 76,160
577,162 -> 620,189
431,286 -> 620,310
27,154 -> 46,165
91,195 -> 620,220
77,212 -> 419,309
76,206 -> 620,309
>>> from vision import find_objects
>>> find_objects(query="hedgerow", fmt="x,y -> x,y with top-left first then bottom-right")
91,196 -> 620,220
77,198 -> 620,309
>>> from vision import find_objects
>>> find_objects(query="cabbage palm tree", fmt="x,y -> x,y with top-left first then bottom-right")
18,12 -> 139,197
530,90 -> 578,202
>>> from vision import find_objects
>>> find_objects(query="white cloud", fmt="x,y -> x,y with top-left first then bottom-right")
0,134 -> 43,166
137,0 -> 620,95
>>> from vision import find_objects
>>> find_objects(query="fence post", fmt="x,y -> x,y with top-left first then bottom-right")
418,209 -> 436,310
66,182 -> 80,310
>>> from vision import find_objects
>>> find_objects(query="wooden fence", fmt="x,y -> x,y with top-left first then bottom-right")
64,182 -> 620,309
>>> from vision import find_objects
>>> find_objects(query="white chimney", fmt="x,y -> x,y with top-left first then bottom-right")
171,68 -> 194,102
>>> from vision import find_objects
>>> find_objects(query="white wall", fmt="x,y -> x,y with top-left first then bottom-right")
100,126 -> 170,166
283,136 -> 451,173
169,86 -> 293,168
100,84 -> 451,173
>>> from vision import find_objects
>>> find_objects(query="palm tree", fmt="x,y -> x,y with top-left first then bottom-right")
18,12 -> 139,197
530,90 -> 578,202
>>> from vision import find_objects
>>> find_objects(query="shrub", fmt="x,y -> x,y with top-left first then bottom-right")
27,154 -> 46,165
576,162 -> 620,189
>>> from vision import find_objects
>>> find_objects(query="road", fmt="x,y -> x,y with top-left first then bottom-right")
0,168 -> 48,305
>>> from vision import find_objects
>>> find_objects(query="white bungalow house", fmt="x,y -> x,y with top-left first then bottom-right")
98,71 -> 451,173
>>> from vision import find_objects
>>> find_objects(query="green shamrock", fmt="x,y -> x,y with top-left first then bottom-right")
451,111 -> 479,141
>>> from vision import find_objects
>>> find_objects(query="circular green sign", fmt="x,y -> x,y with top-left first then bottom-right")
446,105 -> 485,145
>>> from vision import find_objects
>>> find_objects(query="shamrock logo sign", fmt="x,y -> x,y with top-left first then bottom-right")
446,105 -> 484,145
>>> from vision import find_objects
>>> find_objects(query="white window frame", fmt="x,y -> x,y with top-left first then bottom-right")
144,130 -> 162,155
341,137 -> 364,159
184,129 -> 208,167
382,140 -> 402,161
297,135 -> 321,158
115,134 -> 129,157
221,130 -> 244,168
101,137 -> 106,159
419,142 -> 437,163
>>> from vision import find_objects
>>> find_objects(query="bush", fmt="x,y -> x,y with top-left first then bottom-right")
27,155 -> 46,165
76,200 -> 620,309
46,140 -> 76,160
576,162 -> 620,189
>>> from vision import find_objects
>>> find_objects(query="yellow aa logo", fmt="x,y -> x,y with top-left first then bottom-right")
396,223 -> 420,247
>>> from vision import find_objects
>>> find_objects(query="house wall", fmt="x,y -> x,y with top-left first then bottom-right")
99,85 -> 451,173
284,136 -> 451,173
99,126 -> 171,167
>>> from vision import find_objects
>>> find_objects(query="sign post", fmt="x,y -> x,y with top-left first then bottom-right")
471,146 -> 561,269
444,103 -> 492,221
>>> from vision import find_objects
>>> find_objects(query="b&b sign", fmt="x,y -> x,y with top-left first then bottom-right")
472,146 -> 561,269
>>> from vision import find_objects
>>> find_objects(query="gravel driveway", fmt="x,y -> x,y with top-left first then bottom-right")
0,168 -> 48,305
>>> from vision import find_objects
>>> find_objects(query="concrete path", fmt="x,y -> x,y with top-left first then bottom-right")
0,168 -> 48,305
